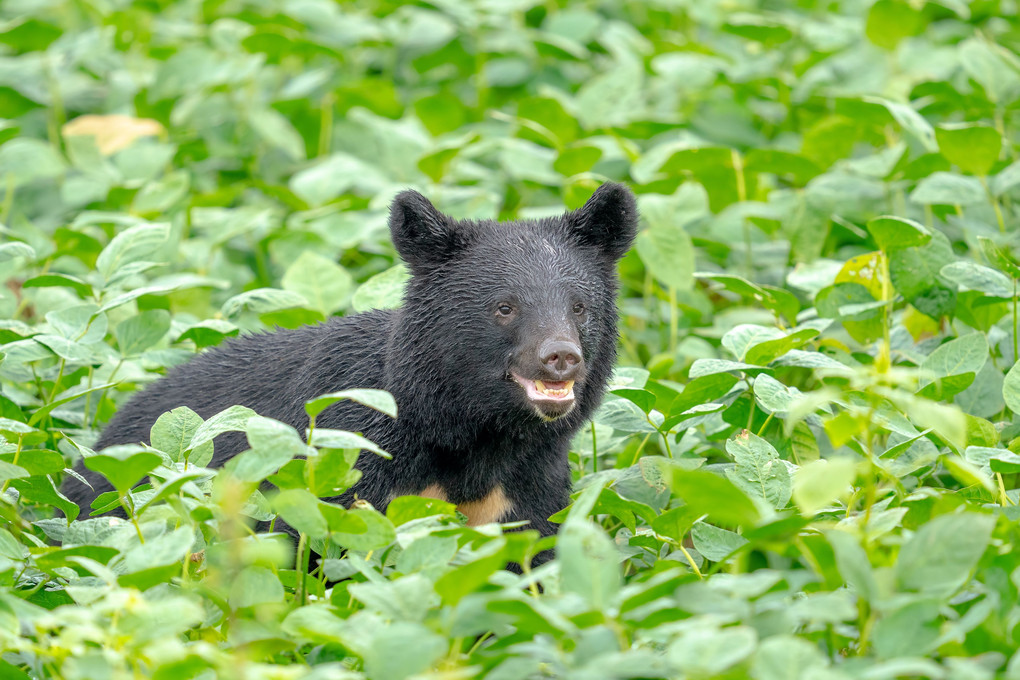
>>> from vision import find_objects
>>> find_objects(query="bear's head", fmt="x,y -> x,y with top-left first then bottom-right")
387,183 -> 637,434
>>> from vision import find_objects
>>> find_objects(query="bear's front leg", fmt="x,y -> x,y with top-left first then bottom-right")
500,453 -> 572,567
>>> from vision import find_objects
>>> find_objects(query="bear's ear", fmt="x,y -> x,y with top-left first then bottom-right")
389,190 -> 461,272
569,182 -> 637,261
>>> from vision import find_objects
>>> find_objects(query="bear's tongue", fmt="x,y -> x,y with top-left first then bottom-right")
512,375 -> 575,402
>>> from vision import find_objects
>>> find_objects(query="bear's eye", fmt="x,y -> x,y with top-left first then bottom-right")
496,303 -> 515,317
573,302 -> 585,315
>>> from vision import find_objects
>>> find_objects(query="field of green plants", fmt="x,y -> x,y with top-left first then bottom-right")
2,0 -> 1020,677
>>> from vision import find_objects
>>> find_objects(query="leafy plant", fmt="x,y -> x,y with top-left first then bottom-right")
2,0 -> 1020,678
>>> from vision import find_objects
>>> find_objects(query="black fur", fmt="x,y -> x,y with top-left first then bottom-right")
62,182 -> 637,560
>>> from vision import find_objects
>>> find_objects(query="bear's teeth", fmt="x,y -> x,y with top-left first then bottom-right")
535,380 -> 574,397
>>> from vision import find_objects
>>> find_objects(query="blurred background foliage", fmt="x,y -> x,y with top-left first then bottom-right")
4,0 -> 1020,678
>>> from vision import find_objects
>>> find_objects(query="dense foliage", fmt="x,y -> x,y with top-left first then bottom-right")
2,0 -> 1020,677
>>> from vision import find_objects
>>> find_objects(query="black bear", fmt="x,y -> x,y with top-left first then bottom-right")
63,182 -> 636,558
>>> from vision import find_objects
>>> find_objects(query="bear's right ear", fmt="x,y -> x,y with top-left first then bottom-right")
389,190 -> 461,272
569,182 -> 638,261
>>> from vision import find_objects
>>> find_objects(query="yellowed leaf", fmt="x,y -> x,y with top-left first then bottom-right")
62,114 -> 165,156
835,251 -> 888,300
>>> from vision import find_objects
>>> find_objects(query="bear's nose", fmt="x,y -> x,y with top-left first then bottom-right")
539,339 -> 583,379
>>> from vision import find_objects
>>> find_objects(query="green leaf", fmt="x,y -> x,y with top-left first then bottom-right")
691,521 -> 748,561
187,405 -> 258,455
221,288 -> 308,318
936,123 -> 1002,176
309,429 -> 390,459
1003,360 -> 1020,416
557,518 -> 621,611
826,530 -> 877,602
229,566 -> 285,609
909,171 -> 986,206
940,261 -> 1014,298
226,416 -> 309,482
725,431 -> 792,510
95,222 -> 169,281
670,468 -> 761,527
386,495 -> 458,526
635,227 -> 695,291
894,512 -> 994,598
83,446 -> 162,494
248,107 -> 306,160
866,0 -> 923,49
0,241 -> 35,263
668,626 -> 758,676
888,232 -> 957,320
359,621 -> 448,680
114,309 -> 170,356
150,407 -> 206,463
959,36 -> 1020,104
281,251 -> 353,316
351,265 -> 410,313
866,215 -> 931,251
921,333 -> 988,382
304,447 -> 361,496
273,489 -> 328,539
330,508 -> 396,552
750,635 -> 829,680
792,458 -> 856,515
305,388 -> 397,419
22,273 -> 92,297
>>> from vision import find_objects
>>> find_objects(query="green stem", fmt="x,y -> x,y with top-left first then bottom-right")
1,171 -> 14,225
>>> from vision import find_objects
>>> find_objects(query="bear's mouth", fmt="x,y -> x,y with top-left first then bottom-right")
510,373 -> 576,420
513,376 -> 574,401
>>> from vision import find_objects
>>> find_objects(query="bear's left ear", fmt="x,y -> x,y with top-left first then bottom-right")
568,182 -> 637,261
389,190 -> 462,273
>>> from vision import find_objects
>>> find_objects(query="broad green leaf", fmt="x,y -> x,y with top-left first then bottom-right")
221,288 -> 308,318
150,407 -> 206,463
959,36 -> 1020,104
386,495 -> 457,526
935,123 -> 1002,176
909,171 -> 986,205
96,222 -> 169,280
827,530 -> 878,602
725,432 -> 791,510
792,458 -> 856,515
305,388 -> 397,419
866,215 -> 931,250
351,264 -> 410,313
888,232 -> 957,320
0,241 -> 35,263
281,251 -> 353,316
635,226 -> 695,291
229,566 -> 285,609
273,489 -> 328,539
114,309 -> 170,356
187,405 -> 258,453
309,429 -> 390,459
83,446 -> 162,494
750,635 -> 829,680
691,521 -> 748,561
866,0 -> 923,49
920,333 -> 988,382
248,107 -> 305,160
330,508 -> 396,552
894,512 -> 994,598
940,261 -> 1014,298
671,468 -> 761,527
668,626 -> 758,676
1003,360 -> 1020,415
558,518 -> 621,611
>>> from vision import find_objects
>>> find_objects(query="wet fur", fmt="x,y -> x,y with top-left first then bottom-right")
62,183 -> 637,564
